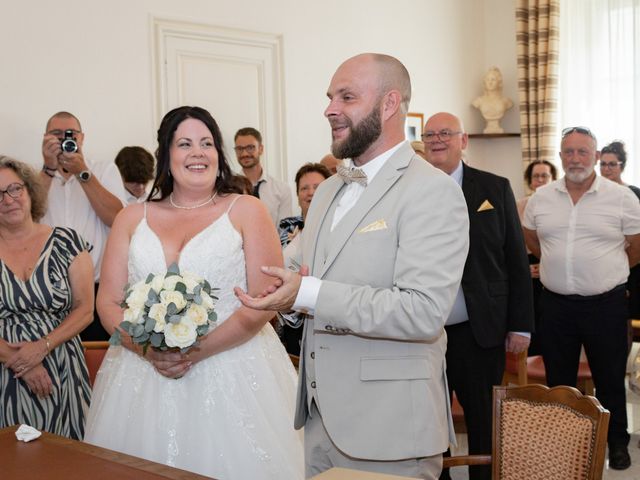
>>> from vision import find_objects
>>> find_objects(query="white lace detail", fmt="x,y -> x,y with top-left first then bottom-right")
84,202 -> 303,479
128,212 -> 245,325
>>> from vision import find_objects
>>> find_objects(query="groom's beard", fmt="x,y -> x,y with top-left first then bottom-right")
331,104 -> 382,160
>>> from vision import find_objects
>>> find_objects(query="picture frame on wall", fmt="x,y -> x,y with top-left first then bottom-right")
405,112 -> 424,141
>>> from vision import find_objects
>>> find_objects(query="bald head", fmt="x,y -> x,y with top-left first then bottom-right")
423,112 -> 468,174
45,111 -> 82,132
319,153 -> 340,174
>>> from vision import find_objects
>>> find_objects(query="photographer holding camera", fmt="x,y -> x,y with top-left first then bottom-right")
41,111 -> 127,340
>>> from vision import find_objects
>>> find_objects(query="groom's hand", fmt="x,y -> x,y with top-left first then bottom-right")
234,265 -> 305,312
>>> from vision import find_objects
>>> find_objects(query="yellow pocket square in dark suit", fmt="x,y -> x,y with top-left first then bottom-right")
477,200 -> 494,212
358,219 -> 388,233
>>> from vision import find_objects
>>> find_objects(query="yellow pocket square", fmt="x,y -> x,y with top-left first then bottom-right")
358,219 -> 388,233
477,200 -> 494,212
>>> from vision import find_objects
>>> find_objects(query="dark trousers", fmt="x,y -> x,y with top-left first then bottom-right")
539,287 -> 630,447
79,283 -> 109,341
440,321 -> 505,480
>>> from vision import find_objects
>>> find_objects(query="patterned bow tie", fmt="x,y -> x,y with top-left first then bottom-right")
337,164 -> 368,186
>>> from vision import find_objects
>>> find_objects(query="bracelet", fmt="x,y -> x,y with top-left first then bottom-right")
42,165 -> 56,177
43,335 -> 51,354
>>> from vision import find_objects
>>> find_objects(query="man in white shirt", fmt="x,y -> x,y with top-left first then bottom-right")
523,126 -> 640,471
233,127 -> 292,225
40,111 -> 127,340
235,53 -> 469,479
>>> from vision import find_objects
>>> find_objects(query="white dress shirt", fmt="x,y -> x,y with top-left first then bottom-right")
523,176 -> 640,295
293,142 -> 405,314
255,171 -> 293,226
41,160 -> 127,281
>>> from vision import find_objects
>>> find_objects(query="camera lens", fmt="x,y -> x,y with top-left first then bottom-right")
61,139 -> 78,153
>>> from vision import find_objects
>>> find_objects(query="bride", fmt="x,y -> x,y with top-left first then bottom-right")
84,106 -> 304,479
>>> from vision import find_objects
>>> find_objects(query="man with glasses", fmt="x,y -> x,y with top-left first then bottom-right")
523,126 -> 640,470
40,111 -> 126,340
423,112 -> 533,480
233,127 -> 292,225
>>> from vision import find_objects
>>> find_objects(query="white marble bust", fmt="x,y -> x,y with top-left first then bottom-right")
472,66 -> 513,134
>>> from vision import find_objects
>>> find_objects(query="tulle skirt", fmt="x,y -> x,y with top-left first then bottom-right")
84,325 -> 304,479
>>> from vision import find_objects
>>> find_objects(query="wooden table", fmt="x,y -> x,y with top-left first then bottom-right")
0,426 -> 212,479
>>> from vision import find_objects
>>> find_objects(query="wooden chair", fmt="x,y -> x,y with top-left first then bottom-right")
82,341 -> 110,387
503,350 -> 594,396
443,384 -> 610,480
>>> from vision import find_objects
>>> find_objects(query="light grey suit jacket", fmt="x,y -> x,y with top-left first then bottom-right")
294,142 -> 470,461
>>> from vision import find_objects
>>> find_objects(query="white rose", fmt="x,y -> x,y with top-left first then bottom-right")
185,304 -> 209,326
181,272 -> 202,293
164,317 -> 198,349
123,307 -> 144,325
149,274 -> 165,293
160,290 -> 187,311
148,303 -> 167,332
162,275 -> 183,291
126,283 -> 151,310
200,291 -> 215,310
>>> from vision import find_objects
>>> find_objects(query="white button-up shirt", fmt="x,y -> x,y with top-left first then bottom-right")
41,161 -> 127,282
294,141 -> 405,314
523,176 -> 640,295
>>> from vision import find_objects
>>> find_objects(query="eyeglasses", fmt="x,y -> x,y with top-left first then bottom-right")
47,129 -> 81,137
600,161 -> 623,169
421,130 -> 463,143
0,183 -> 25,204
532,173 -> 551,180
561,126 -> 597,141
234,145 -> 257,154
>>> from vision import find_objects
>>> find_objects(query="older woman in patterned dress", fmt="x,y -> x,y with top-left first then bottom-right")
0,156 -> 93,440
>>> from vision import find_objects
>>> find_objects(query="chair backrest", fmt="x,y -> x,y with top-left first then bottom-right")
82,341 -> 110,387
493,384 -> 609,480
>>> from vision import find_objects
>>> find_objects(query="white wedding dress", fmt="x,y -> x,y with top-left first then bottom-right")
84,202 -> 304,479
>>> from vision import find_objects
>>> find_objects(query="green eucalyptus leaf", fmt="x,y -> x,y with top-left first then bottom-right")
144,317 -> 156,333
150,332 -> 163,348
166,302 -> 178,315
145,273 -> 154,284
108,330 -> 122,346
132,324 -> 145,337
169,314 -> 182,324
175,282 -> 187,294
167,263 -> 180,275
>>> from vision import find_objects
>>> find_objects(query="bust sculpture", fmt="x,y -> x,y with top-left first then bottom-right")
472,66 -> 513,134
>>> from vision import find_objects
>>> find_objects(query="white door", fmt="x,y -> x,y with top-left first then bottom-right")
152,18 -> 287,180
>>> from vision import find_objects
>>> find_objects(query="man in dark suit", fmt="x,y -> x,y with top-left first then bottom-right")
423,112 -> 534,480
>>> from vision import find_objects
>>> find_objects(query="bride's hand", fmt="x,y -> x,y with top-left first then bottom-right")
147,349 -> 192,379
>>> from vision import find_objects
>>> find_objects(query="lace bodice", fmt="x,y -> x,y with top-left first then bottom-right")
128,206 -> 246,325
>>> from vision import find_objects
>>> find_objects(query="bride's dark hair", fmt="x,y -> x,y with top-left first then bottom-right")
148,106 -> 235,201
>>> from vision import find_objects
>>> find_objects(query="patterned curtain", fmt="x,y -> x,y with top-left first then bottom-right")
516,0 -> 560,174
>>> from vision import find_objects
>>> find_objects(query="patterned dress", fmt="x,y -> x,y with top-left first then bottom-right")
0,227 -> 91,440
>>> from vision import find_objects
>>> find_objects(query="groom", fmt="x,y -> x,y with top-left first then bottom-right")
236,53 -> 469,479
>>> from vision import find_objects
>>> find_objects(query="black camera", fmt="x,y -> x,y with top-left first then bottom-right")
61,129 -> 78,153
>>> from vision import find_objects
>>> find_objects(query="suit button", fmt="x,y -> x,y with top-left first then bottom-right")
325,325 -> 333,331
311,381 -> 316,388
310,352 -> 315,359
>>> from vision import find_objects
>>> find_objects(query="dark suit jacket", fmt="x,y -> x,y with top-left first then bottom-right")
460,163 -> 534,348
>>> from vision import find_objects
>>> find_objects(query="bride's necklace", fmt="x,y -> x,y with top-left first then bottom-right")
169,191 -> 217,210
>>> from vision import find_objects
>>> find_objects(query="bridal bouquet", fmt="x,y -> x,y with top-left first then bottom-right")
109,263 -> 218,354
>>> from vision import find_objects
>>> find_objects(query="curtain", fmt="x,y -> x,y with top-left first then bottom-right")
516,0 -> 560,175
558,0 -> 640,184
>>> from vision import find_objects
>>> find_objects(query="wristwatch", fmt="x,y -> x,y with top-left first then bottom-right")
77,170 -> 92,183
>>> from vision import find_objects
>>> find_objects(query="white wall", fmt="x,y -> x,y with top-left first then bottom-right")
0,0 -> 523,201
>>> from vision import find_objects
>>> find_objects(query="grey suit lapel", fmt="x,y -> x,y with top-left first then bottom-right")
319,143 -> 413,278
